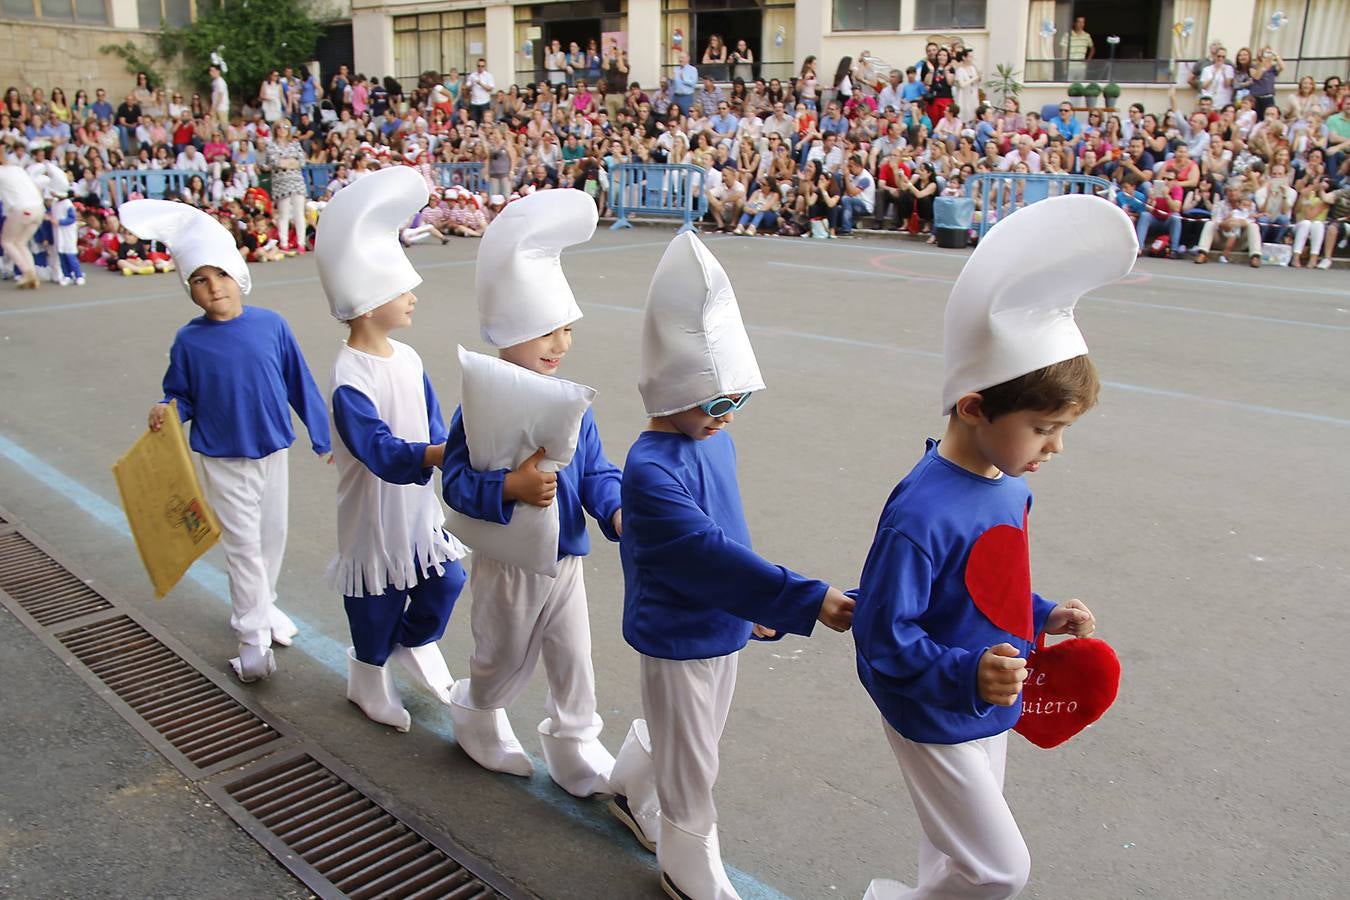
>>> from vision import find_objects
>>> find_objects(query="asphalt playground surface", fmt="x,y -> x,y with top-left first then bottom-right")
1,224 -> 1347,899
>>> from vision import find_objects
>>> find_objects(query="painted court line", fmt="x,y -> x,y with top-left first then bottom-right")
0,433 -> 789,900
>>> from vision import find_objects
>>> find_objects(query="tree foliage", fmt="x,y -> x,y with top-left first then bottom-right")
161,0 -> 326,104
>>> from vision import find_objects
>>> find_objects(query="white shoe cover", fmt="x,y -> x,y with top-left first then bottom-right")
269,606 -> 299,647
448,679 -> 533,777
861,879 -> 911,900
229,643 -> 276,683
608,719 -> 661,850
390,642 -> 455,705
658,815 -> 741,900
537,717 -> 615,797
346,647 -> 411,732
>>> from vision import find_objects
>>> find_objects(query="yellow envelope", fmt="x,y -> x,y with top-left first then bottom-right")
112,401 -> 221,598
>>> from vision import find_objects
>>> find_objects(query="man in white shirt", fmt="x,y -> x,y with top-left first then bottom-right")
466,59 -> 495,123
878,69 -> 906,117
706,166 -> 746,231
210,65 -> 229,127
176,143 -> 209,172
837,154 -> 875,234
998,135 -> 1043,172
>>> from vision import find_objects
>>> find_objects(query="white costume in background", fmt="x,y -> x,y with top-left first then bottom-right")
0,164 -> 44,287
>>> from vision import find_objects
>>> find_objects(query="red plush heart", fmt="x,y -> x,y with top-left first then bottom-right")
1013,637 -> 1121,749
964,521 -> 1034,641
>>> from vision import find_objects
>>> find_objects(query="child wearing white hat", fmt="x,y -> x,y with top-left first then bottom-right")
131,199 -> 331,683
43,164 -> 83,286
316,166 -> 469,732
440,189 -> 622,797
608,232 -> 854,900
854,195 -> 1128,900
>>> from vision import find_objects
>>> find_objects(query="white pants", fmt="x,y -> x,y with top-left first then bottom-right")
200,450 -> 289,648
643,653 -> 739,834
465,554 -> 601,741
274,192 -> 307,250
1292,219 -> 1326,257
865,724 -> 1029,900
1,207 -> 41,277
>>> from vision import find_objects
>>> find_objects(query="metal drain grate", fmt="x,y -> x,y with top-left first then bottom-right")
214,752 -> 510,900
57,615 -> 285,771
0,531 -> 114,625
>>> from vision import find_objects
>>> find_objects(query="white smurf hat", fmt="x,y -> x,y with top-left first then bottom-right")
316,165 -> 428,320
42,162 -> 70,199
120,199 -> 251,296
941,194 -> 1136,415
475,188 -> 597,348
639,232 -> 765,417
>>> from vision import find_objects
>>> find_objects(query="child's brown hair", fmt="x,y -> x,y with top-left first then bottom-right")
977,355 -> 1100,421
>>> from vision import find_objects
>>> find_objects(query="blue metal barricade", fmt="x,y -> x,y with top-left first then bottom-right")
966,173 -> 1112,239
101,170 -> 200,207
607,163 -> 708,233
432,162 -> 486,193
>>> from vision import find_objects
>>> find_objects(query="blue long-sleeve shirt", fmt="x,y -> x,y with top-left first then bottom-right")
332,373 -> 446,486
854,440 -> 1057,744
162,305 -> 331,459
620,430 -> 825,660
440,406 -> 621,559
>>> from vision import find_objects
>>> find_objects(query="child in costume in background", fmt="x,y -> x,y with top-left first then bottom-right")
855,195 -> 1122,900
130,199 -> 331,683
608,232 -> 855,900
440,189 -> 622,798
317,166 -> 470,732
45,166 -> 83,286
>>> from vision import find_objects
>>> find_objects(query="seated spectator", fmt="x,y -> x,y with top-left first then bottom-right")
1134,170 -> 1184,256
1194,182 -> 1262,265
833,153 -> 875,235
1289,176 -> 1334,268
706,165 -> 746,231
735,175 -> 780,235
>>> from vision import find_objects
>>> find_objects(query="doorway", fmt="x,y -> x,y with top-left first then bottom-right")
542,18 -> 605,80
694,9 -> 762,81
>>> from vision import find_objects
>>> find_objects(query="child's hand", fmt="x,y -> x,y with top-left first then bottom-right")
503,447 -> 557,507
148,402 -> 171,431
817,586 -> 855,632
1045,599 -> 1095,637
323,452 -> 334,465
752,623 -> 777,639
978,643 -> 1027,706
611,508 -> 622,536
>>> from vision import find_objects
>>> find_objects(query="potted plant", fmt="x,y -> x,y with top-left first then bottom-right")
987,62 -> 1024,114
1083,81 -> 1102,107
1103,81 -> 1122,108
1067,82 -> 1085,107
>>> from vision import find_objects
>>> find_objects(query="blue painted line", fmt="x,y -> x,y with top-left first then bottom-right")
0,431 -> 788,900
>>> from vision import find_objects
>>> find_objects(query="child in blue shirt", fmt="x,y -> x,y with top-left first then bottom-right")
855,196 -> 1134,899
317,166 -> 469,733
129,199 -> 330,684
608,232 -> 853,900
440,189 -> 623,798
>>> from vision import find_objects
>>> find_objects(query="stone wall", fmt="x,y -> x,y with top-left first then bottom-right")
0,22 -> 181,104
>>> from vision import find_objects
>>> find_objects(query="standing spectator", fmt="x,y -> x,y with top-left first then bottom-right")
926,48 -> 953,121
952,50 -> 980,125
878,70 -> 905,116
115,92 -> 141,153
264,120 -> 308,253
585,39 -> 603,81
798,56 -> 819,112
546,40 -> 567,87
210,65 -> 230,126
1198,47 -> 1234,110
259,70 -> 283,124
731,40 -> 755,83
830,56 -> 854,110
1060,15 -> 1094,82
672,54 -> 698,115
702,34 -> 729,81
330,65 -> 351,111
131,71 -> 153,107
1246,48 -> 1283,120
565,42 -> 586,85
299,66 -> 320,119
466,59 -> 494,123
694,77 -> 725,119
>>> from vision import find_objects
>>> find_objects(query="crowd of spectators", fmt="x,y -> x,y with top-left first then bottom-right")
2,36 -> 1347,284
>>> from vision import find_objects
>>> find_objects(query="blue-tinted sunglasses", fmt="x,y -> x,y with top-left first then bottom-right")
700,393 -> 752,418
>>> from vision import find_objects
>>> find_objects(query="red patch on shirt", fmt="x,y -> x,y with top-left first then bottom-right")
963,511 -> 1033,641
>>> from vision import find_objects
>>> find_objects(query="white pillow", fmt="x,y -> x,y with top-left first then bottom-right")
446,346 -> 597,576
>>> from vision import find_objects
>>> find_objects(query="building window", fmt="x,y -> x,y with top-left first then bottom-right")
914,0 -> 986,30
514,0 -> 627,89
394,11 -> 487,94
663,0 -> 796,82
831,0 -> 899,33
1023,0 -> 1215,84
1,0 -> 108,21
1250,0 -> 1350,84
138,0 -> 191,28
